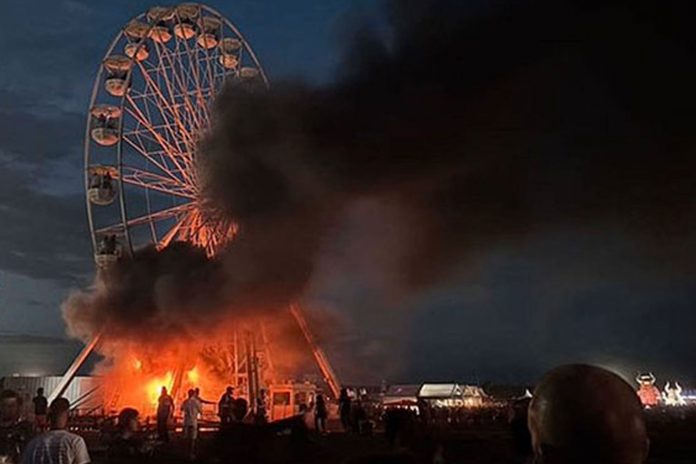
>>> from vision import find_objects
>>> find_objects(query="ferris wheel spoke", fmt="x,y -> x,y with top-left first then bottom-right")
121,165 -> 197,199
135,58 -> 196,164
179,28 -> 212,130
124,95 -> 197,187
131,66 -> 192,158
149,40 -> 203,148
171,51 -> 208,132
204,226 -> 230,256
182,209 -> 208,246
176,207 -> 236,253
95,202 -> 194,235
134,60 -> 196,163
169,19 -> 212,131
126,128 -> 185,181
126,89 -> 187,160
122,130 -> 190,186
158,213 -> 191,249
128,88 -> 185,156
193,33 -> 218,110
127,119 -> 194,182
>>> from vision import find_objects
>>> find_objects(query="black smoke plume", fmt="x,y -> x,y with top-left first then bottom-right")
201,0 -> 695,281
65,0 -> 696,348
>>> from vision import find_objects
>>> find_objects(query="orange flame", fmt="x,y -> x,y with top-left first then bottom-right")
95,317 -> 309,415
146,371 -> 174,406
187,367 -> 199,385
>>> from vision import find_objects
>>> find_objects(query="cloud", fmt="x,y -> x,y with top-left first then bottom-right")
0,92 -> 83,168
0,0 -> 105,284
403,230 -> 696,383
0,165 -> 91,284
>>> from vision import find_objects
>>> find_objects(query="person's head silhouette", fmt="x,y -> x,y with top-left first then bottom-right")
528,364 -> 649,464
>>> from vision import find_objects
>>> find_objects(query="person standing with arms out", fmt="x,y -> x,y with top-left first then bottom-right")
180,389 -> 202,461
156,387 -> 174,442
217,387 -> 234,427
314,394 -> 328,434
193,388 -> 215,406
32,389 -> 48,432
22,398 -> 90,464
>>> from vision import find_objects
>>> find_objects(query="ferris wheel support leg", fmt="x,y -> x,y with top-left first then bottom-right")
289,305 -> 341,399
48,333 -> 102,404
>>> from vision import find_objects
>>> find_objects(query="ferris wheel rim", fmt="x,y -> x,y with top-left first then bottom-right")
84,3 -> 269,263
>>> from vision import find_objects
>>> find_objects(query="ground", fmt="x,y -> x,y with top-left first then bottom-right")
83,414 -> 695,464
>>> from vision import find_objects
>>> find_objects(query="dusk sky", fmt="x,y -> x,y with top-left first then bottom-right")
1,0 -> 695,385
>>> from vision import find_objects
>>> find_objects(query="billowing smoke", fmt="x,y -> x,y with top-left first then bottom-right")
201,0 -> 695,288
64,0 -> 696,374
65,243 -> 223,343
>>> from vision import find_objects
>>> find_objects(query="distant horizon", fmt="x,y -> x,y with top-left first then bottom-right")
0,334 -> 691,389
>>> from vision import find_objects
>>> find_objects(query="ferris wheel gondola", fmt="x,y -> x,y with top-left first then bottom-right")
84,3 -> 269,266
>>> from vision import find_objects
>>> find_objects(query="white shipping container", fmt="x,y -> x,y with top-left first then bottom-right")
1,376 -> 103,417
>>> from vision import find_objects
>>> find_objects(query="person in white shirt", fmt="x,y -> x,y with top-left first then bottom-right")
22,398 -> 90,464
180,389 -> 202,460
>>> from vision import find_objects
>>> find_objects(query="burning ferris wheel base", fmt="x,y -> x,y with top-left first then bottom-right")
52,3 -> 340,415
53,308 -> 340,415
98,320 -> 278,413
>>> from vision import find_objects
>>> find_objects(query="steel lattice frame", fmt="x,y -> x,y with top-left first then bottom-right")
84,3 -> 269,259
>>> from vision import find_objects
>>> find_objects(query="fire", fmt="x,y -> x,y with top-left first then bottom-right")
146,371 -> 174,406
187,367 -> 199,385
97,338 -> 234,415
93,316 -> 310,415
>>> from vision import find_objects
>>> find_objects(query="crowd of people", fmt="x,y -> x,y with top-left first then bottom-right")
0,365 -> 661,463
0,384 -> 268,464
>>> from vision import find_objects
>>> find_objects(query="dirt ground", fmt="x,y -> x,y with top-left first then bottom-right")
86,416 -> 695,464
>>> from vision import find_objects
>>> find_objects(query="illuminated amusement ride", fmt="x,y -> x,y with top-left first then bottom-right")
51,3 -> 340,415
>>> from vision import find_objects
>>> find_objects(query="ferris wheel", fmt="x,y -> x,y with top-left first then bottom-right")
84,3 -> 268,265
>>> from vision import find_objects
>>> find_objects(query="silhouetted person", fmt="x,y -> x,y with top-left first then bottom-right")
217,386 -> 234,426
32,389 -> 48,432
233,397 -> 248,422
528,364 -> 649,464
416,398 -> 430,425
181,389 -> 202,461
339,388 -> 352,432
314,394 -> 328,434
352,400 -> 369,435
22,397 -> 90,464
0,389 -> 32,464
508,396 -> 532,459
108,408 -> 151,462
156,387 -> 174,442
254,389 -> 267,425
